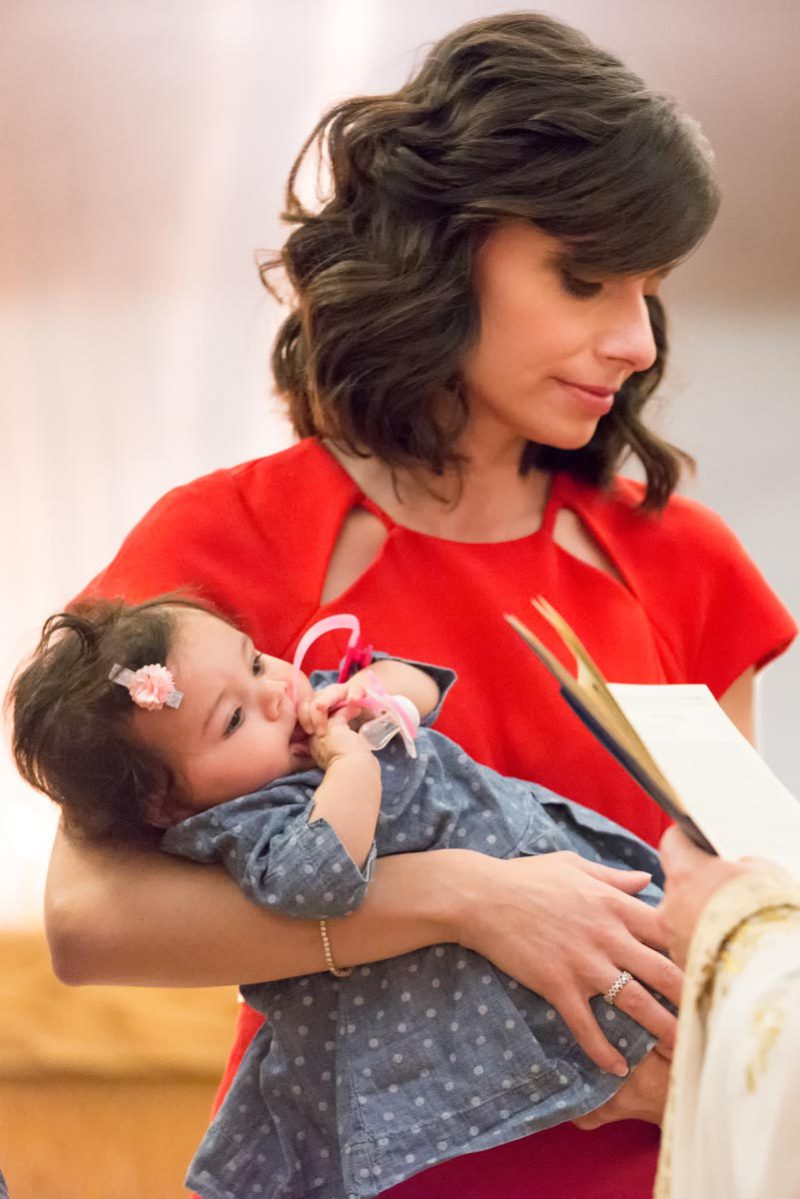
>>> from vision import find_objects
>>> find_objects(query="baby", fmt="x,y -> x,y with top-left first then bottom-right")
9,596 -> 664,1199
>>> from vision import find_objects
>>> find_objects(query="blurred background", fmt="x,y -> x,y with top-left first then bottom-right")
1,1 -> 798,1194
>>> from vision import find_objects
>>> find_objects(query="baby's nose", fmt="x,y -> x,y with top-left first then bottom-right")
262,678 -> 288,716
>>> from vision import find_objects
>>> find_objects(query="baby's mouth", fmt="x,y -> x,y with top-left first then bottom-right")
289,722 -> 310,751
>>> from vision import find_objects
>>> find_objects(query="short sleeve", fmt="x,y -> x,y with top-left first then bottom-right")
668,499 -> 797,696
572,477 -> 797,699
310,654 -> 456,728
343,652 -> 458,727
161,787 -> 375,918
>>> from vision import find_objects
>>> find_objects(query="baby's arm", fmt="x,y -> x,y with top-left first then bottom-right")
302,692 -> 382,871
349,658 -> 441,722
295,658 -> 442,874
163,691 -> 384,920
164,659 -> 445,921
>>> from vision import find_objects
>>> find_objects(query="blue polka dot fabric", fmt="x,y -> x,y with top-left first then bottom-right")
163,658 -> 663,1198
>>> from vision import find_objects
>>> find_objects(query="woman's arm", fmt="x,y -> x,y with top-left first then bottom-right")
719,666 -> 755,743
44,822 -> 452,988
46,825 -> 679,1075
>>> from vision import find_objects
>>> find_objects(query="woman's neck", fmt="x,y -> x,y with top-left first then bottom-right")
326,435 -> 553,544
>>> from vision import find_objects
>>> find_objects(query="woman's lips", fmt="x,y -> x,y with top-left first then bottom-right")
555,378 -> 617,414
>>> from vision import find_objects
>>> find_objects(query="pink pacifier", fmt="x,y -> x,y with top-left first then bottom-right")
291,615 -> 420,758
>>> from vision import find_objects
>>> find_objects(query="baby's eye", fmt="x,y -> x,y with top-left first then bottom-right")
252,653 -> 265,676
225,707 -> 244,737
560,269 -> 603,300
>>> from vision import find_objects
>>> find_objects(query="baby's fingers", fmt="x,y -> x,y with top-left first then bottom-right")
311,683 -> 347,713
329,700 -> 364,727
297,698 -> 317,735
304,694 -> 336,736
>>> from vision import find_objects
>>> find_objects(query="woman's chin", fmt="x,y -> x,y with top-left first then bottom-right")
541,420 -> 603,452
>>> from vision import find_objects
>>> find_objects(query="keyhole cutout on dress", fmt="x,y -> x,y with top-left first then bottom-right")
320,507 -> 390,604
320,500 -> 628,606
551,507 -> 628,589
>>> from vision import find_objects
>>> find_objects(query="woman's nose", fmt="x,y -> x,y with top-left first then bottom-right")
597,287 -> 658,374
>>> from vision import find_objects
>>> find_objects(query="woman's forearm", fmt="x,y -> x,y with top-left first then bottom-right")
44,823 -> 464,987
45,828 -> 679,1075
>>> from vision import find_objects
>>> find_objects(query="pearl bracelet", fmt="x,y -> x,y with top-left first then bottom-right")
319,919 -> 353,978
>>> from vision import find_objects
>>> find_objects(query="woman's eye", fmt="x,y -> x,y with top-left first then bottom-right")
252,653 -> 265,676
560,270 -> 603,299
225,707 -> 244,736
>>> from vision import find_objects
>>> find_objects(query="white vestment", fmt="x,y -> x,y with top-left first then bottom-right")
656,870 -> 800,1199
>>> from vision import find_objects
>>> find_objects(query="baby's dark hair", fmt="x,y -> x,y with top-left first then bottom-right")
6,595 -> 212,845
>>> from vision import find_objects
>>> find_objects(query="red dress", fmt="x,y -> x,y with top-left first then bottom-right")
86,439 -> 796,1198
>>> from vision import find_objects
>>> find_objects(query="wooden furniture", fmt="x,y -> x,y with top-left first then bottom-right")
0,930 -> 237,1199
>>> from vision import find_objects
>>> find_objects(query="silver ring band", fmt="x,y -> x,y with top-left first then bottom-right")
603,970 -> 634,1006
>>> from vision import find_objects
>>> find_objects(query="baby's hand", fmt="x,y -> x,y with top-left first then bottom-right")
310,718 -> 376,772
299,684 -> 376,772
298,682 -> 368,737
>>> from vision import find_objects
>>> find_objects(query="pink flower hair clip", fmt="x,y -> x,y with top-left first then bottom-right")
109,663 -> 183,711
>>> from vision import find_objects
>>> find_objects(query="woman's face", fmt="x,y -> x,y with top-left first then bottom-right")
460,222 -> 665,454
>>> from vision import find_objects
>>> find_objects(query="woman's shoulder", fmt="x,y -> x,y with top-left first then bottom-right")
82,440 -> 353,610
557,471 -> 796,689
558,472 -> 751,563
139,438 -> 347,522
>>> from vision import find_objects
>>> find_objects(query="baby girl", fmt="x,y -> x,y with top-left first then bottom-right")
9,596 -> 663,1199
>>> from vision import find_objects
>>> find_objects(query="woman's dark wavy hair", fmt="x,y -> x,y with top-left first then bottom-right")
6,596 -> 216,845
265,12 -> 720,508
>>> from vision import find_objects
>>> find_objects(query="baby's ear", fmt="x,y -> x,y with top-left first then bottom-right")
142,780 -> 193,829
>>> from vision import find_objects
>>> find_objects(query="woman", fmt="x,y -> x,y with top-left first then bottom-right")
45,13 -> 795,1198
655,827 -> 800,1199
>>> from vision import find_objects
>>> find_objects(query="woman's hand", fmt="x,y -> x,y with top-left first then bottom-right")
450,850 -> 682,1076
572,1044 -> 671,1129
656,825 -> 786,969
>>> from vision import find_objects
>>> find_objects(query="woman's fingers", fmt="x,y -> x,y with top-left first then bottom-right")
550,992 -> 629,1076
576,857 -> 654,895
454,852 -> 683,1071
572,1044 -> 670,1129
605,977 -> 677,1052
620,936 -> 684,1006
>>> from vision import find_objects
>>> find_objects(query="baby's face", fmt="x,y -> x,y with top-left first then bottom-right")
132,609 -> 315,820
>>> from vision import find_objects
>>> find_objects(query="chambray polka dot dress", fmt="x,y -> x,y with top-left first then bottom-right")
163,659 -> 663,1199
